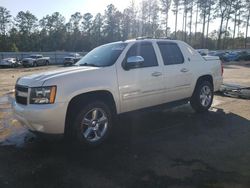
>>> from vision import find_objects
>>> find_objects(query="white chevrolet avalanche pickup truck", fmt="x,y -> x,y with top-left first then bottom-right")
14,39 -> 223,146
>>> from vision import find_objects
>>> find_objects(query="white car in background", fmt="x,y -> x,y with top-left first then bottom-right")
0,58 -> 20,68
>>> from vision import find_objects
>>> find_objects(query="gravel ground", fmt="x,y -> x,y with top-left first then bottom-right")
0,62 -> 249,188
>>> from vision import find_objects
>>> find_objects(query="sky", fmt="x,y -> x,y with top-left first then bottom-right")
0,0 -> 236,36
1,0 -> 131,20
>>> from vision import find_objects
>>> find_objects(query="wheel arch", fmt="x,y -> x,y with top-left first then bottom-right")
193,75 -> 214,94
64,90 -> 117,135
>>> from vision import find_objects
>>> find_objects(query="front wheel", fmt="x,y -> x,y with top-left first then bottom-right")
190,80 -> 214,113
72,101 -> 112,147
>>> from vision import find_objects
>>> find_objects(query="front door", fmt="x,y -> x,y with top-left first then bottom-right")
117,42 -> 165,113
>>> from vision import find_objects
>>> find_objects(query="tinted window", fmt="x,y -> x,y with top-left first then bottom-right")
126,42 -> 158,68
157,42 -> 184,65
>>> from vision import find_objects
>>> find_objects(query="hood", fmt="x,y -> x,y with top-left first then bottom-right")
17,66 -> 99,87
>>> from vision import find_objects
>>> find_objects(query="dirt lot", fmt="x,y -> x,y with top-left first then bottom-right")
0,63 -> 250,188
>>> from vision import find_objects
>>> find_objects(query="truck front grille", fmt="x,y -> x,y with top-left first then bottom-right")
15,85 -> 28,105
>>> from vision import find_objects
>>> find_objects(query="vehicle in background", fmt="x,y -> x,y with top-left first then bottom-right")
196,49 -> 209,56
208,51 -> 226,62
222,51 -> 240,62
63,53 -> 82,66
237,51 -> 250,61
22,54 -> 50,67
0,58 -> 21,68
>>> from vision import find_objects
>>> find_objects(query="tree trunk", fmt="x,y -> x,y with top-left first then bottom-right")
237,13 -> 240,38
189,3 -> 193,44
201,11 -> 206,48
184,7 -> 187,42
206,0 -> 211,48
174,7 -> 178,39
194,3 -> 199,41
218,15 -> 224,50
232,12 -> 237,48
166,13 -> 169,37
223,1 -> 232,49
245,9 -> 250,48
182,9 -> 185,40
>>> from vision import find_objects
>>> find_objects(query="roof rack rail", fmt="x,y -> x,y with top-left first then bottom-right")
136,36 -> 153,40
135,36 -> 173,40
158,37 -> 173,40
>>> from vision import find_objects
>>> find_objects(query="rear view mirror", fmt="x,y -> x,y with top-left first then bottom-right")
124,56 -> 144,70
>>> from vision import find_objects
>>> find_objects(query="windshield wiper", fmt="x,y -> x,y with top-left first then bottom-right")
79,63 -> 100,67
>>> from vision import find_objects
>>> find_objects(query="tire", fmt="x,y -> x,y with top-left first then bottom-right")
190,80 -> 214,113
33,62 -> 37,67
45,61 -> 49,66
71,101 -> 113,147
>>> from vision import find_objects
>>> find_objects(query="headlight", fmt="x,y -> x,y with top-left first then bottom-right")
30,86 -> 57,104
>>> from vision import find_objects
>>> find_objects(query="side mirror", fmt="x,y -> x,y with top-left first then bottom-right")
124,56 -> 144,70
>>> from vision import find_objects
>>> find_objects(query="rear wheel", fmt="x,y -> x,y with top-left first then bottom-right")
33,62 -> 37,67
71,101 -> 112,147
190,80 -> 213,113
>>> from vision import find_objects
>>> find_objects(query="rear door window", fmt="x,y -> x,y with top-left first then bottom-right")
157,42 -> 184,65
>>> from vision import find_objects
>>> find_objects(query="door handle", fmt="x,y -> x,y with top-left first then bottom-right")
180,68 -> 189,73
151,72 -> 162,77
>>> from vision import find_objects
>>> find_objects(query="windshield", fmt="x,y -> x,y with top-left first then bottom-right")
77,42 -> 127,67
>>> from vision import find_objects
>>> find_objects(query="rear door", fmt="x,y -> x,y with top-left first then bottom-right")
157,42 -> 194,102
117,41 -> 166,113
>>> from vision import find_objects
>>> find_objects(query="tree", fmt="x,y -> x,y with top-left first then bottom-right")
121,8 -> 132,40
222,0 -> 233,49
68,12 -> 82,33
10,43 -> 18,52
82,13 -> 93,35
121,1 -> 138,40
244,0 -> 250,48
103,4 -> 121,41
139,0 -> 159,37
91,13 -> 104,47
232,0 -> 243,42
39,12 -> 66,51
15,11 -> 38,35
199,0 -> 208,48
0,7 -> 11,35
188,0 -> 194,43
216,0 -> 231,49
172,0 -> 181,38
205,0 -> 216,48
0,1 -> 249,52
194,0 -> 199,41
160,0 -> 172,37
